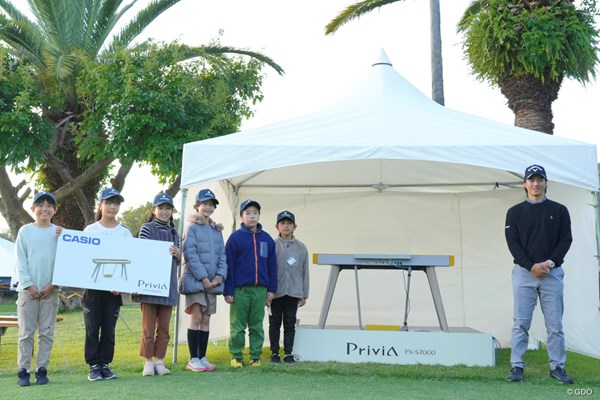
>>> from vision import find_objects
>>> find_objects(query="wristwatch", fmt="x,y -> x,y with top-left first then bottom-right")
547,260 -> 556,269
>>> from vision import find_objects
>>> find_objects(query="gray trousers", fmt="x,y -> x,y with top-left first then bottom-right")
510,264 -> 565,370
17,291 -> 60,371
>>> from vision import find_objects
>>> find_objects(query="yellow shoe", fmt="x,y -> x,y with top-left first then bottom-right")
251,359 -> 261,367
230,359 -> 243,368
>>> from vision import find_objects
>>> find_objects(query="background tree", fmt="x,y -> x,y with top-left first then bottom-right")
325,0 -> 445,105
119,201 -> 153,237
0,0 -> 283,238
457,0 -> 599,134
0,229 -> 12,241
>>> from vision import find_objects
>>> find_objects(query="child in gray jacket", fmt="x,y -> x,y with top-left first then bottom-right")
268,210 -> 309,364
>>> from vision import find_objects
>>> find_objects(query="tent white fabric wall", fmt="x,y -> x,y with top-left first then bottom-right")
177,51 -> 600,359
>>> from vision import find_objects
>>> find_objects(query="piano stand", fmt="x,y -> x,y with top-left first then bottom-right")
317,263 -> 449,332
400,266 -> 412,332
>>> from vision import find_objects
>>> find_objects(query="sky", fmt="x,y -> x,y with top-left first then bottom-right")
1,0 -> 599,229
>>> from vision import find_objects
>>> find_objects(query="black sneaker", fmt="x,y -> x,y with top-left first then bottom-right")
17,368 -> 31,387
550,367 -> 574,384
88,364 -> 103,381
35,367 -> 49,385
100,364 -> 117,380
283,354 -> 298,364
507,366 -> 524,382
270,354 -> 281,364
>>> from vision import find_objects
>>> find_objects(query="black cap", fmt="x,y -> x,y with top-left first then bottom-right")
524,164 -> 547,180
240,199 -> 261,214
276,210 -> 295,224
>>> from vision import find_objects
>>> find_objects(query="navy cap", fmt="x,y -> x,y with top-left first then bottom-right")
240,199 -> 261,214
524,164 -> 547,180
99,187 -> 125,202
196,189 -> 219,205
33,191 -> 57,205
276,210 -> 295,224
153,193 -> 174,207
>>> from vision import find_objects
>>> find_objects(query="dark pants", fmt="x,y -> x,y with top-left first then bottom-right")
269,295 -> 298,354
83,289 -> 122,365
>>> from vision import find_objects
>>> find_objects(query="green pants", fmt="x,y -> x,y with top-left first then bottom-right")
229,286 -> 267,359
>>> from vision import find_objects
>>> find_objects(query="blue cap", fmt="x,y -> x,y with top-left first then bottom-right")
276,210 -> 295,224
99,187 -> 125,202
33,191 -> 57,205
153,193 -> 174,207
196,189 -> 219,205
524,164 -> 547,180
240,199 -> 261,214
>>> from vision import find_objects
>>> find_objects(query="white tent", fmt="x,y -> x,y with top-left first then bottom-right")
179,50 -> 600,359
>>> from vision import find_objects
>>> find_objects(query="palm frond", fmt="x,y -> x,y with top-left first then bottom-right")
110,0 -> 181,50
0,0 -> 33,22
87,0 -> 135,56
0,16 -> 46,70
167,44 -> 285,76
325,0 -> 403,35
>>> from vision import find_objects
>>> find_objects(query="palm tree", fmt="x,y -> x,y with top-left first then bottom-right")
457,0 -> 599,134
0,0 -> 283,231
325,0 -> 445,105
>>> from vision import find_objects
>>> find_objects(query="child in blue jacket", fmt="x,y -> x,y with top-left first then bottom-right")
224,199 -> 277,368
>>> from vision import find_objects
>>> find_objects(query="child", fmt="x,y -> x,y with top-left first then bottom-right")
224,199 -> 277,368
269,210 -> 309,364
135,193 -> 181,376
179,189 -> 227,372
83,187 -> 132,381
14,191 -> 62,386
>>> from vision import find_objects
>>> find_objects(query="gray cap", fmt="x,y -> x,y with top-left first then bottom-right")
33,191 -> 57,205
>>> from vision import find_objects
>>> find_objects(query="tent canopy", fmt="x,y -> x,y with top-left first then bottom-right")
179,50 -> 600,359
182,50 -> 598,193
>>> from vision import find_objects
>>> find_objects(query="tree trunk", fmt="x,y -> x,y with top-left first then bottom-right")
430,0 -> 444,106
42,128 -> 105,230
499,74 -> 562,134
0,168 -> 33,239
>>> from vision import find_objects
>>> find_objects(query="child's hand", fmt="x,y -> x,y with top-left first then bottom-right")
266,292 -> 275,303
55,226 -> 63,236
39,284 -> 56,298
26,285 -> 40,299
169,245 -> 181,260
210,275 -> 223,288
224,295 -> 234,304
298,298 -> 307,307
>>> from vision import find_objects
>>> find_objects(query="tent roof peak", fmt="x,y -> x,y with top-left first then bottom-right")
372,48 -> 392,68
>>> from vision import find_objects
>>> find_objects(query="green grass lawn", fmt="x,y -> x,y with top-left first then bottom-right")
0,297 -> 598,399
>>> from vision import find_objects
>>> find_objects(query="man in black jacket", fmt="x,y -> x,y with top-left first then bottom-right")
504,164 -> 573,384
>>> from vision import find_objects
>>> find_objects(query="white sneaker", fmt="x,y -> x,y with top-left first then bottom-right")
142,360 -> 155,376
154,360 -> 170,376
186,357 -> 206,372
199,357 -> 216,371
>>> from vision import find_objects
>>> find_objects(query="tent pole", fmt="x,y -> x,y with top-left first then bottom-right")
173,187 -> 188,364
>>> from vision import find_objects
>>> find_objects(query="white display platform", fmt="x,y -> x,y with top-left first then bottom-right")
294,326 -> 495,367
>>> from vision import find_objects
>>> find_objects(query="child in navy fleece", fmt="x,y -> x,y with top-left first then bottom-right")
224,199 -> 277,367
